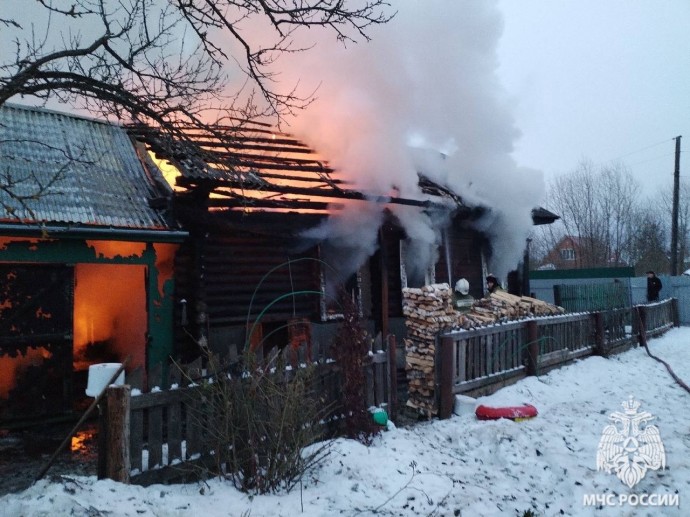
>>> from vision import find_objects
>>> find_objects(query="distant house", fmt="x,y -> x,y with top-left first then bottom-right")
540,235 -> 626,270
0,103 -> 187,423
540,236 -> 582,269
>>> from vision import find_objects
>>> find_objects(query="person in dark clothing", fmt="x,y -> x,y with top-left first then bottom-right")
486,274 -> 502,295
646,270 -> 662,302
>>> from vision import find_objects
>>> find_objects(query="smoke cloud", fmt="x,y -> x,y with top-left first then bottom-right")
259,0 -> 545,281
302,201 -> 384,288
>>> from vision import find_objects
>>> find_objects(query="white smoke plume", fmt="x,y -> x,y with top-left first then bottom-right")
301,201 -> 384,288
4,1 -> 545,283
262,0 -> 545,281
246,0 -> 546,281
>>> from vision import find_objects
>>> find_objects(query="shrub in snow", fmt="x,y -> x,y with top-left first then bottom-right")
331,292 -> 380,445
186,350 -> 331,494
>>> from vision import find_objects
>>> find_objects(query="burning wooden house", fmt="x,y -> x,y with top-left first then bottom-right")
129,121 -> 555,366
129,121 -> 458,361
0,102 -> 556,423
0,104 -> 187,424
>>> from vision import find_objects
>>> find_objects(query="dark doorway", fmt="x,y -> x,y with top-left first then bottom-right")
0,264 -> 74,423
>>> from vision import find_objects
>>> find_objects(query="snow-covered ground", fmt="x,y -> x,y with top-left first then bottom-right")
2,328 -> 689,517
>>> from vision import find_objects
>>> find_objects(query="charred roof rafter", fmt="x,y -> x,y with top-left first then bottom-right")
127,122 -> 470,214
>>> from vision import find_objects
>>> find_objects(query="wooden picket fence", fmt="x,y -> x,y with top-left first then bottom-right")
100,336 -> 396,485
99,300 -> 678,483
438,299 -> 678,418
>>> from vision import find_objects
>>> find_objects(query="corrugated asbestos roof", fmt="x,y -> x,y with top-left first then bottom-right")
0,103 -> 173,230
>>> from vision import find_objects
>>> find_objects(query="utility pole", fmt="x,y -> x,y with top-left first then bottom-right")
670,135 -> 682,275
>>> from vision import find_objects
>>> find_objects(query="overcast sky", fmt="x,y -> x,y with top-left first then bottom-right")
496,0 -> 690,198
3,1 -> 688,203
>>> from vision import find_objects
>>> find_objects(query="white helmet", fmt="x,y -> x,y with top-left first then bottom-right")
455,278 -> 470,295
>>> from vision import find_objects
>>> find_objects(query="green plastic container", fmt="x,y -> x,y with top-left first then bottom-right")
372,410 -> 388,426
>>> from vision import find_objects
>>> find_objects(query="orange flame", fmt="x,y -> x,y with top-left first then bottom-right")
0,347 -> 52,399
73,263 -> 147,371
73,241 -> 177,371
71,427 -> 97,454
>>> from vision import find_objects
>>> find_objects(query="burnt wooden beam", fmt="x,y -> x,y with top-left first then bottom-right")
226,170 -> 346,185
129,125 -> 306,145
187,159 -> 333,174
128,120 -> 274,135
170,161 -> 333,178
418,173 -> 464,205
141,134 -> 311,151
192,136 -> 311,149
199,142 -> 314,154
184,178 -> 434,208
206,197 -> 334,211
201,150 -> 329,167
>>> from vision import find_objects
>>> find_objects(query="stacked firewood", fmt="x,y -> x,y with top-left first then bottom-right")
461,291 -> 565,328
402,285 -> 565,416
402,283 -> 460,415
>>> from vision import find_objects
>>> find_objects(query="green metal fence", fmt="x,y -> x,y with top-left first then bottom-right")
554,282 -> 630,312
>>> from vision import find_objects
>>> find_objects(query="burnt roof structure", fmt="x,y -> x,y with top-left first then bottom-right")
128,122 -> 556,227
0,104 -> 556,236
0,103 -> 185,241
127,122 -> 466,216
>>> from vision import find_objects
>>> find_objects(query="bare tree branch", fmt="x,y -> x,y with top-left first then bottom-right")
537,160 -> 642,269
2,0 -> 393,122
0,1 -> 393,216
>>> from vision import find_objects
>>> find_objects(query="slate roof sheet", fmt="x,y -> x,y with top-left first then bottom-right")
0,103 -> 172,230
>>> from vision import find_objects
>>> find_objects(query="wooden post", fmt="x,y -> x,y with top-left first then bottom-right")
637,306 -> 648,348
526,320 -> 539,376
387,334 -> 398,421
553,285 -> 562,307
671,136 -> 682,275
671,298 -> 680,327
105,385 -> 131,483
438,336 -> 455,419
365,355 -> 375,408
378,228 -> 389,341
593,312 -> 605,355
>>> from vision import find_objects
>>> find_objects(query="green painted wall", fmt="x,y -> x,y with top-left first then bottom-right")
0,238 -> 150,264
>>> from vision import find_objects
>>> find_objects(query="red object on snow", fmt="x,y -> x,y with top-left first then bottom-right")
475,404 -> 538,421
